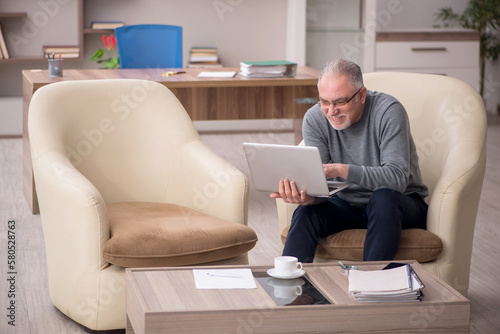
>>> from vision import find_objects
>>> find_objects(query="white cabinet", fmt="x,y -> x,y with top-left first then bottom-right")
374,31 -> 480,90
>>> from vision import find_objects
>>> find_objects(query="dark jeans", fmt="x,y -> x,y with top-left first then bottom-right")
282,188 -> 428,262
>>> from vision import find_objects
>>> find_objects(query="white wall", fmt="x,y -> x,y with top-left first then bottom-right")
0,0 -> 291,135
82,0 -> 287,69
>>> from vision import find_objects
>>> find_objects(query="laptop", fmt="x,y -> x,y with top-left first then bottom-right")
243,142 -> 351,197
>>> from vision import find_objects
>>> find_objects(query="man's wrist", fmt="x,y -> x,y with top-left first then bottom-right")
338,164 -> 349,179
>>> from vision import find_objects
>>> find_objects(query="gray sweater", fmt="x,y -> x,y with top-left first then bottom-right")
303,90 -> 428,206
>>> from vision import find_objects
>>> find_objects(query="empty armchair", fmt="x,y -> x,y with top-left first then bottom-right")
115,24 -> 183,68
277,72 -> 487,296
28,79 -> 257,331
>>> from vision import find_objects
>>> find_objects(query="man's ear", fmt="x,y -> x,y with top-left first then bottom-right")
360,87 -> 368,104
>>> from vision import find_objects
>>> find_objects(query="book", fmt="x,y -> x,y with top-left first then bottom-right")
191,47 -> 217,53
44,52 -> 80,59
190,55 -> 218,62
0,24 -> 10,59
43,45 -> 80,54
91,21 -> 124,29
239,60 -> 297,78
348,264 -> 424,302
240,60 -> 297,67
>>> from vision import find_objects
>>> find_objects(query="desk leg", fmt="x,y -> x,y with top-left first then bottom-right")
22,78 -> 38,214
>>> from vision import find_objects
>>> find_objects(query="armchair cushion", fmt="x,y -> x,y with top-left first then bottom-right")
104,202 -> 258,267
281,227 -> 442,263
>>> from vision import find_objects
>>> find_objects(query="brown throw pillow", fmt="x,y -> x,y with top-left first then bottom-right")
104,202 -> 258,267
281,227 -> 442,263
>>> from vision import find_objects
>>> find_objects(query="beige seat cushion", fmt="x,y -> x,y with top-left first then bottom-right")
281,227 -> 442,263
104,202 -> 258,267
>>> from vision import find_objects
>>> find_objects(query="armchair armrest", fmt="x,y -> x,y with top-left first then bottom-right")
34,152 -> 110,269
32,151 -> 110,319
276,198 -> 299,250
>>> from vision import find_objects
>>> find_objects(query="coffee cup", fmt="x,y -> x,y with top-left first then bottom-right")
274,256 -> 303,276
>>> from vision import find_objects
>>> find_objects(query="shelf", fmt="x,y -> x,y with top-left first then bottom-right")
0,12 -> 28,19
0,56 -> 81,63
0,13 -> 39,63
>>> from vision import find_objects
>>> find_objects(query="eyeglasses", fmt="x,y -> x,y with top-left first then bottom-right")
317,86 -> 363,109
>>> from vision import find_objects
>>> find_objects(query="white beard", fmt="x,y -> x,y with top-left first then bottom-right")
327,114 -> 352,130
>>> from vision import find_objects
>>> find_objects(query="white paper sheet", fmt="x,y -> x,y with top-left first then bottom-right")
193,269 -> 257,289
197,71 -> 237,78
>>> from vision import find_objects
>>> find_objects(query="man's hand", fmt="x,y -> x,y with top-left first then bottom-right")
323,163 -> 349,179
270,179 -> 316,205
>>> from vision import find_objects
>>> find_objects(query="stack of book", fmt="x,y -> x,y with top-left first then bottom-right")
188,47 -> 222,68
348,264 -> 424,302
239,60 -> 297,78
0,23 -> 9,59
91,21 -> 124,30
43,45 -> 80,59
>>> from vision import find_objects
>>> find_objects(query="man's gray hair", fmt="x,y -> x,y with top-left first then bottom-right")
318,59 -> 364,89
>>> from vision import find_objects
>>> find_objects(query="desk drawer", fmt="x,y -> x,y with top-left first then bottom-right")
376,41 -> 479,69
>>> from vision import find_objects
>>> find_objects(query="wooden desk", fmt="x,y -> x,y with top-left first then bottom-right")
22,67 -> 319,213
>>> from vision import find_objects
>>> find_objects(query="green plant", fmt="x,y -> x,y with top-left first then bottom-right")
91,34 -> 120,69
435,0 -> 500,97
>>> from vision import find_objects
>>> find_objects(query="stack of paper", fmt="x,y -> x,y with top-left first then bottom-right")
348,264 -> 424,302
239,60 -> 297,78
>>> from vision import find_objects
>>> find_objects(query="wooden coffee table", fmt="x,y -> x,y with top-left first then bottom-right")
125,261 -> 470,333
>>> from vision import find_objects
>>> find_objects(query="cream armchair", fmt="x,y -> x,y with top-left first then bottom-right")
277,72 -> 487,296
29,79 -> 256,332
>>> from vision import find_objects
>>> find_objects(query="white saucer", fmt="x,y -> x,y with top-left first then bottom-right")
267,268 -> 305,279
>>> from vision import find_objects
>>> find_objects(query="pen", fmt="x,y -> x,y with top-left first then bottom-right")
161,71 -> 186,76
206,273 -> 242,278
339,261 -> 358,270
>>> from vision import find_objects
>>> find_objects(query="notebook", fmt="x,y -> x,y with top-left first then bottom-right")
242,143 -> 351,197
